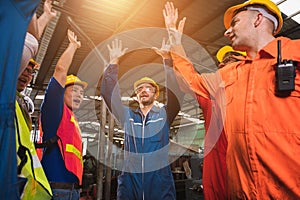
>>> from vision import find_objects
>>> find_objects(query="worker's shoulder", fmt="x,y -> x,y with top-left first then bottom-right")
282,37 -> 300,61
281,36 -> 300,48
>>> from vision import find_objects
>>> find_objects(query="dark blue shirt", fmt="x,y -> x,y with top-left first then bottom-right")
41,77 -> 78,183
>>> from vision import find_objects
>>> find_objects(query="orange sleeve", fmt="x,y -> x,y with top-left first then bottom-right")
171,46 -> 212,99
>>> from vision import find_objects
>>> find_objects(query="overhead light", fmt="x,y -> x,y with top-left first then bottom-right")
271,0 -> 300,24
83,96 -> 102,101
35,95 -> 45,100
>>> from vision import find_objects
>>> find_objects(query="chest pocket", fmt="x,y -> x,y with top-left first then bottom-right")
145,118 -> 165,142
223,71 -> 237,106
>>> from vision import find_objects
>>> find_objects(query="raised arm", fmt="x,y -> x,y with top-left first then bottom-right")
100,39 -> 128,122
53,29 -> 81,87
37,0 -> 57,39
152,38 -> 183,124
163,1 -> 187,57
163,1 -> 210,99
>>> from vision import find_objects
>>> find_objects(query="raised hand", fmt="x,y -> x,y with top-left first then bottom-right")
163,2 -> 186,45
163,2 -> 178,30
152,38 -> 171,59
67,29 -> 81,49
44,0 -> 57,19
107,39 -> 128,64
168,17 -> 186,45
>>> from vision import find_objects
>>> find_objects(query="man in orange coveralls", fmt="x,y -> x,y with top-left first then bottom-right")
163,0 -> 300,199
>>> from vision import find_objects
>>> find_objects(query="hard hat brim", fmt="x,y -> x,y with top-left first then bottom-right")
216,45 -> 246,62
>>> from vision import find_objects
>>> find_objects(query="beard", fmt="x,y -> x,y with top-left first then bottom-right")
139,96 -> 155,107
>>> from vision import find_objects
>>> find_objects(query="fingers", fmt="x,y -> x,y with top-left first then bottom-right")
67,29 -> 81,48
174,8 -> 178,22
164,2 -> 173,17
118,39 -> 122,50
163,9 -> 167,19
44,0 -> 51,7
122,48 -> 128,55
164,2 -> 177,19
68,29 -> 75,40
67,29 -> 72,38
107,44 -> 112,52
178,17 -> 186,34
109,39 -> 122,51
163,2 -> 179,30
162,38 -> 166,47
110,38 -> 125,50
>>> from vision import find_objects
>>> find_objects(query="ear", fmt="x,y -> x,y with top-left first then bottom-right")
254,12 -> 264,28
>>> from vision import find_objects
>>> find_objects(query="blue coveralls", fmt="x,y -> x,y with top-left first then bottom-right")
0,1 -> 39,199
101,59 -> 183,200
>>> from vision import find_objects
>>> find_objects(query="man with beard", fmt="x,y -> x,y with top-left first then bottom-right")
40,30 -> 87,200
101,38 -> 183,200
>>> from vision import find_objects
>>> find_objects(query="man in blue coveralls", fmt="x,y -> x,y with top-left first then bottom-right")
101,38 -> 184,200
0,1 -> 40,199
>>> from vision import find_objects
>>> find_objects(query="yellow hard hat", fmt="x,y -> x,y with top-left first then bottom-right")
216,45 -> 246,62
65,74 -> 88,89
224,0 -> 283,35
134,77 -> 159,96
28,58 -> 39,69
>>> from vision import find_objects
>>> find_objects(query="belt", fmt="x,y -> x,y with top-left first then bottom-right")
50,182 -> 80,190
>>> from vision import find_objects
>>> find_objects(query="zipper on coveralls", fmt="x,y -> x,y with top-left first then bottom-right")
142,115 -> 146,200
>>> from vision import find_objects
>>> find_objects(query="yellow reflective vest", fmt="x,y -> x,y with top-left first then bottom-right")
15,101 -> 52,200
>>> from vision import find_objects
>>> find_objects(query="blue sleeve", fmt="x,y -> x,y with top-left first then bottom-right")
11,0 -> 40,22
41,77 -> 65,140
0,0 -> 39,103
100,64 -> 126,124
164,58 -> 184,125
0,1 -> 40,198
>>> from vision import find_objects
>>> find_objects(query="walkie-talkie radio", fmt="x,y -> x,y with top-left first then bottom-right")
275,40 -> 296,96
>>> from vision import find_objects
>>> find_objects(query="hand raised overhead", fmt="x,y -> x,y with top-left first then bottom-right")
67,29 -> 81,49
107,39 -> 128,64
44,0 -> 57,19
152,38 -> 171,59
163,2 -> 186,45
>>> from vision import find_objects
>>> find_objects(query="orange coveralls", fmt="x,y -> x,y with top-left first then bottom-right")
198,95 -> 228,199
171,37 -> 300,199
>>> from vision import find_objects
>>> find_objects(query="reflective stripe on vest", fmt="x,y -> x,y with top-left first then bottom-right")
66,144 -> 82,160
15,101 -> 52,199
56,104 -> 83,184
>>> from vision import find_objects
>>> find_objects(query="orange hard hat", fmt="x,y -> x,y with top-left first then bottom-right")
224,0 -> 283,35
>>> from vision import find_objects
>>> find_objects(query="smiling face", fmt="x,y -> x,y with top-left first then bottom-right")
135,83 -> 157,106
64,84 -> 84,110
